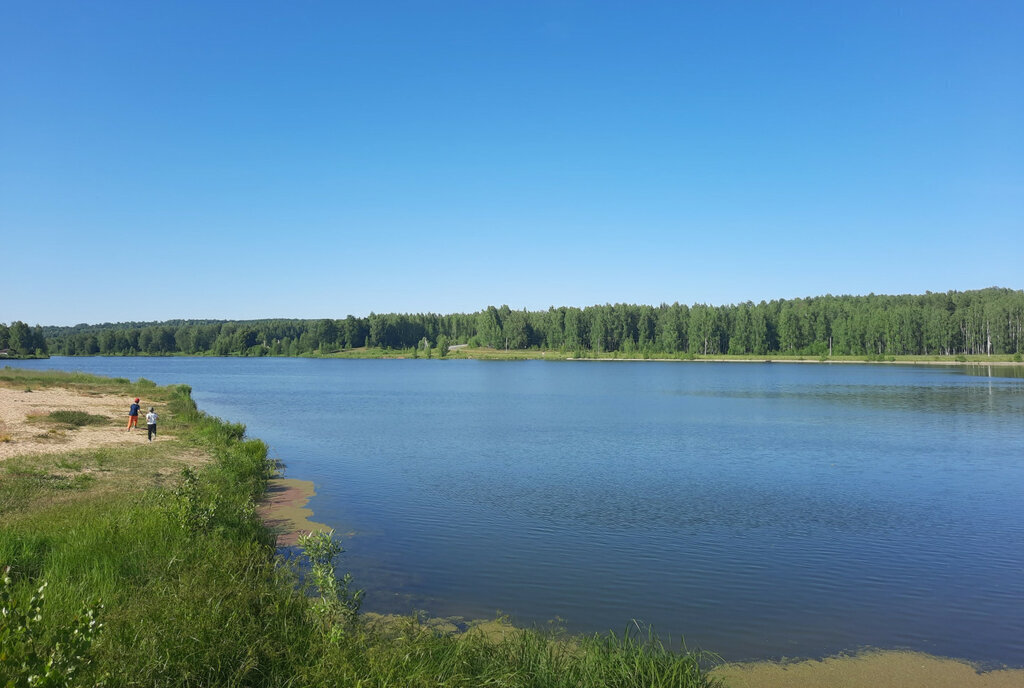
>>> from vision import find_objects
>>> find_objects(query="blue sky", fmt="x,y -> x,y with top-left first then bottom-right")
2,1 -> 1021,326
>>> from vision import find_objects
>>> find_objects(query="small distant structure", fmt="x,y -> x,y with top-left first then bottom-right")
0,349 -> 9,357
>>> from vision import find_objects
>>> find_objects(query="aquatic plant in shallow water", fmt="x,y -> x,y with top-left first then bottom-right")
298,529 -> 364,636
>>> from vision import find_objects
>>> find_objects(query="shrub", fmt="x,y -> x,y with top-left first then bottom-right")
298,530 -> 364,626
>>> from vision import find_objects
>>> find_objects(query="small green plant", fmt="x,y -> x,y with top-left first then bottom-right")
55,459 -> 83,471
0,567 -> 105,688
955,354 -> 968,362
298,529 -> 364,628
1014,352 -> 1022,362
171,466 -> 217,532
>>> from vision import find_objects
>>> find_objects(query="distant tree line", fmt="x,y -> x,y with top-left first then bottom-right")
27,288 -> 1024,358
0,321 -> 49,356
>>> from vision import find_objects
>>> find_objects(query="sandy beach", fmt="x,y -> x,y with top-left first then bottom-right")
0,385 -> 168,461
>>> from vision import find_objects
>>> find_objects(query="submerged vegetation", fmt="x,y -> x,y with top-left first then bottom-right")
26,287 -> 1024,359
0,370 -> 721,687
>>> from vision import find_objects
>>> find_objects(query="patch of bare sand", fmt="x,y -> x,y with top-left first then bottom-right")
712,650 -> 1024,688
0,386 -> 171,460
258,477 -> 330,546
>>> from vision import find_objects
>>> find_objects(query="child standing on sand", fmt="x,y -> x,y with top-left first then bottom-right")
127,397 -> 140,431
145,407 -> 158,441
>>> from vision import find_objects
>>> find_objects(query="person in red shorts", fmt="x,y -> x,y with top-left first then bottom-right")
127,397 -> 141,431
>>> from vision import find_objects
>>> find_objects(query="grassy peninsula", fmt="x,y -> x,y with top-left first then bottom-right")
0,369 -> 720,687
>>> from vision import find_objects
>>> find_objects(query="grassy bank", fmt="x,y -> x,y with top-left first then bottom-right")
0,370 -> 720,687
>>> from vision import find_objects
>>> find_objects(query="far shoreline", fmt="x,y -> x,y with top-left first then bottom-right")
565,356 -> 1024,366
27,350 -> 1024,367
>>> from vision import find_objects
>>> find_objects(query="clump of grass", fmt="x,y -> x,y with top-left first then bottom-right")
69,474 -> 95,490
47,410 -> 110,427
0,434 -> 11,443
56,458 -> 84,471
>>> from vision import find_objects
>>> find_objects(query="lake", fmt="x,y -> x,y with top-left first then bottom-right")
5,357 -> 1023,666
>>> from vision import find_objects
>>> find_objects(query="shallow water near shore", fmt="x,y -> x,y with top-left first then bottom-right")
6,357 -> 1024,667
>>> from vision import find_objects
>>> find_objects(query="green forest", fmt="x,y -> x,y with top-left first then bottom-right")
0,321 -> 47,357
7,288 -> 1023,359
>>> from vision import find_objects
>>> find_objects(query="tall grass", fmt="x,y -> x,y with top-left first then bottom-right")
0,373 -> 721,687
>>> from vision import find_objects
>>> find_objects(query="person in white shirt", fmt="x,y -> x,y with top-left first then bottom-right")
145,408 -> 158,441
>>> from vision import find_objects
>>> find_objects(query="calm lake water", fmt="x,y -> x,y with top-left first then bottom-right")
6,357 -> 1024,666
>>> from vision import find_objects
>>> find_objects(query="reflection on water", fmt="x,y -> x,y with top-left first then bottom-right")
6,357 -> 1024,667
960,363 -> 1024,379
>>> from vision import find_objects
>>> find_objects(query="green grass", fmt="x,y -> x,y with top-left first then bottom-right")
0,371 -> 721,687
0,367 -> 135,389
45,410 -> 110,427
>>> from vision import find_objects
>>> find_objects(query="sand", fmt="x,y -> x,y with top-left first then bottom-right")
711,651 -> 1024,687
0,385 -> 168,460
258,477 -> 330,546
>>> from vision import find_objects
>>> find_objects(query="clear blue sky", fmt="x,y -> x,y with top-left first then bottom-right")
2,1 -> 1021,326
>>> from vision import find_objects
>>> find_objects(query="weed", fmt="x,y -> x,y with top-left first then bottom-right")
298,529 -> 364,627
171,466 -> 217,532
0,567 -> 105,687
